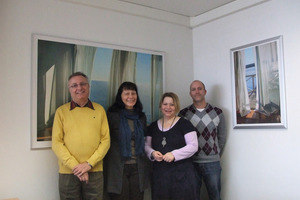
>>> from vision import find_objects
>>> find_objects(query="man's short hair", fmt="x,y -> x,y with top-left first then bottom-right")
68,72 -> 88,81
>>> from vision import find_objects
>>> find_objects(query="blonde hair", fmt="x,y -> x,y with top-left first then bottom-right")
159,92 -> 180,113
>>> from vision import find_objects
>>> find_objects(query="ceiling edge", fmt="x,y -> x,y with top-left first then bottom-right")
60,0 -> 190,28
190,0 -> 271,28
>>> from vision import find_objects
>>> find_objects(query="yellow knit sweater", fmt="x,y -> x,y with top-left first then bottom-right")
52,102 -> 110,174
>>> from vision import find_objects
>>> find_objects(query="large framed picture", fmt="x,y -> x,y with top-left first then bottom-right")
31,34 -> 164,149
231,36 -> 287,129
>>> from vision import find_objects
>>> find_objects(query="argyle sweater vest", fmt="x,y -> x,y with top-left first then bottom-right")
179,103 -> 226,163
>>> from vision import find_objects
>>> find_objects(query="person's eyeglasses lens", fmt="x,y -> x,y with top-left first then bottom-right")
70,83 -> 88,89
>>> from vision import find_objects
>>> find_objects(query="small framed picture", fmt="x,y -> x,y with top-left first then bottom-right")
230,36 -> 287,129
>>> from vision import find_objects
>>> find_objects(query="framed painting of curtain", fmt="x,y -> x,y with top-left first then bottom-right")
230,36 -> 287,129
31,34 -> 164,149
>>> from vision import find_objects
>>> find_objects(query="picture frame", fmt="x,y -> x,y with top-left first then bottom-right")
31,34 -> 164,149
230,36 -> 287,129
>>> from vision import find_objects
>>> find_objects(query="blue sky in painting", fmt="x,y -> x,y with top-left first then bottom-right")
136,53 -> 151,84
244,47 -> 254,65
244,47 -> 256,92
91,47 -> 112,81
136,53 -> 151,122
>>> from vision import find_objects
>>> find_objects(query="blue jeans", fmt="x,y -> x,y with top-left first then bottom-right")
194,161 -> 222,200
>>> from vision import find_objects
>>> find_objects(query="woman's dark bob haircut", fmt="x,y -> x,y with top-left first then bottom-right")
108,82 -> 143,114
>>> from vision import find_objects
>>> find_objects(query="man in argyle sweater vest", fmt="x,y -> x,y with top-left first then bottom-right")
179,80 -> 226,200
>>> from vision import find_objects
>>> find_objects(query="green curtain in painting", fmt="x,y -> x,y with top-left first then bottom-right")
235,50 -> 251,117
256,41 -> 279,116
74,45 -> 96,80
151,55 -> 163,121
108,50 -> 137,106
37,42 -> 96,140
37,41 -> 74,139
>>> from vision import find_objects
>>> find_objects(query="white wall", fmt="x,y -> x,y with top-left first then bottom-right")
2,0 -> 300,199
0,0 -> 193,199
192,0 -> 300,199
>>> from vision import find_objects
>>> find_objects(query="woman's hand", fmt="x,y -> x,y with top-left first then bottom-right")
163,152 -> 175,162
152,151 -> 164,162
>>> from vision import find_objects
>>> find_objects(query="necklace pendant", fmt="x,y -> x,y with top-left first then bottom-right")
162,137 -> 167,147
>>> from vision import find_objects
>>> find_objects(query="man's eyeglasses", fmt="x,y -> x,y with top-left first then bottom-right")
69,82 -> 89,89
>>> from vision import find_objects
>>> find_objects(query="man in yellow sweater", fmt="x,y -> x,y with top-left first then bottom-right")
52,72 -> 110,200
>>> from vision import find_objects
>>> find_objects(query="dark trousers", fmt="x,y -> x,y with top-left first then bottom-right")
59,172 -> 103,200
109,164 -> 144,200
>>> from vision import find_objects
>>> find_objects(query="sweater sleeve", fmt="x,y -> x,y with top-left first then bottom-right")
171,131 -> 198,161
86,107 -> 111,167
52,108 -> 79,170
145,136 -> 155,161
217,112 -> 226,155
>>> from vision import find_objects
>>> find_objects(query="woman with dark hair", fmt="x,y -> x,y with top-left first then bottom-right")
104,82 -> 150,200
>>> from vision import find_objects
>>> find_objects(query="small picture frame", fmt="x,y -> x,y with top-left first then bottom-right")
230,36 -> 287,129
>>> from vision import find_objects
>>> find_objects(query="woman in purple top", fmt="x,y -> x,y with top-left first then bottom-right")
145,92 -> 199,200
